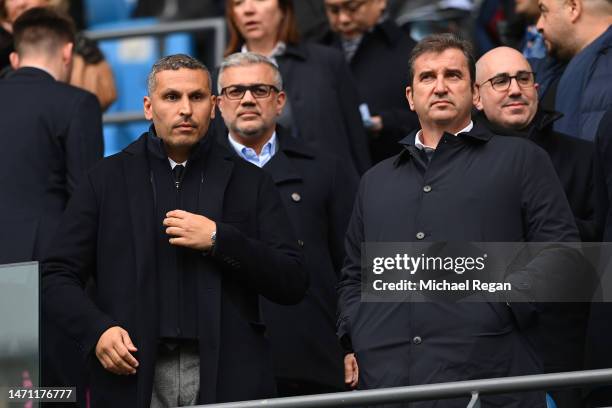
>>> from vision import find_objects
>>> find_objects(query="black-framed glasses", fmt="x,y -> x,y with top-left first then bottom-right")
325,0 -> 370,15
479,71 -> 536,92
220,84 -> 280,100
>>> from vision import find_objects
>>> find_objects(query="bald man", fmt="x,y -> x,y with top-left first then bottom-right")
476,46 -> 597,242
531,0 -> 612,140
476,46 -> 595,408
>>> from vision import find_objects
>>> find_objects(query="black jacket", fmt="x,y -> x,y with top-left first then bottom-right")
0,67 -> 103,263
42,133 -> 307,407
337,121 -> 578,407
320,19 -> 420,163
476,109 -> 598,241
275,42 -> 371,174
222,128 -> 358,389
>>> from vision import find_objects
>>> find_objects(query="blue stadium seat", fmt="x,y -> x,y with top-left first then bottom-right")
90,18 -> 195,156
83,0 -> 136,27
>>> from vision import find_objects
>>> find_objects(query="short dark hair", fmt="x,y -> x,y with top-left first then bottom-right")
147,54 -> 212,95
408,33 -> 476,86
13,7 -> 75,56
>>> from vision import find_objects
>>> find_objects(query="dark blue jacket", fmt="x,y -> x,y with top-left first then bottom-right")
224,127 -> 358,389
337,121 -> 579,407
42,133 -> 307,408
532,25 -> 612,141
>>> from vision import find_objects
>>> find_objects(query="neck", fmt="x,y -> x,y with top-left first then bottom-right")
18,59 -> 62,81
420,118 -> 471,148
231,129 -> 274,155
575,19 -> 612,55
246,37 -> 278,57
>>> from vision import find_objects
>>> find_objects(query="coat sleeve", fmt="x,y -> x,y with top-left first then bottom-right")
64,91 -> 104,195
327,157 -> 359,277
336,176 -> 366,352
212,171 -> 307,305
42,173 -> 116,357
332,53 -> 372,174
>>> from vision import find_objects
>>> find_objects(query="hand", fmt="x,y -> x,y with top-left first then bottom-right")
163,210 -> 216,250
95,326 -> 139,375
369,115 -> 383,132
344,353 -> 359,389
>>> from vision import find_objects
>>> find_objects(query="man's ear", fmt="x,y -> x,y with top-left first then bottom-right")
62,42 -> 74,65
567,0 -> 582,23
143,96 -> 153,120
276,91 -> 287,115
210,95 -> 217,119
9,52 -> 19,70
472,84 -> 481,109
406,86 -> 415,111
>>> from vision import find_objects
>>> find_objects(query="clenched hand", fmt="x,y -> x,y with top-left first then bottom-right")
163,209 -> 216,250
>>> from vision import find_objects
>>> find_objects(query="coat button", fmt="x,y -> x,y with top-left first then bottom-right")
423,185 -> 432,193
413,336 -> 422,345
416,232 -> 425,240
291,192 -> 301,202
297,240 -> 304,247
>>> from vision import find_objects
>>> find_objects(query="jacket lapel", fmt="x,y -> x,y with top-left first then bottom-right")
196,145 -> 234,403
121,134 -> 159,407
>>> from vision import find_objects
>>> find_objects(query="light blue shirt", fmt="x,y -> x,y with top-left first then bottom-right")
228,132 -> 278,168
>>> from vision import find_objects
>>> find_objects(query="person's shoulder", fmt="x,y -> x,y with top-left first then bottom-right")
295,41 -> 346,63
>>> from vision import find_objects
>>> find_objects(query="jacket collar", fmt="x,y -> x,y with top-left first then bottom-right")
7,66 -> 55,81
395,119 -> 492,166
125,124 -> 217,161
473,108 -> 563,140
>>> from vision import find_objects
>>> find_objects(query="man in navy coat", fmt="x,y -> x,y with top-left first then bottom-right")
42,54 -> 307,408
0,7 -> 103,402
216,52 -> 358,396
337,34 -> 579,408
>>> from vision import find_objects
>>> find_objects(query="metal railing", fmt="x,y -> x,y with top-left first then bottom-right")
84,17 -> 227,125
189,368 -> 612,408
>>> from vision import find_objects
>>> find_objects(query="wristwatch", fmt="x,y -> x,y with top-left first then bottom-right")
210,230 -> 217,250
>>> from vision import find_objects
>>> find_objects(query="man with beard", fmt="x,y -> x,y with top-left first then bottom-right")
531,0 -> 612,140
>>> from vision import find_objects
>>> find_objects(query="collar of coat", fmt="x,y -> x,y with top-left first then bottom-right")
473,108 -> 563,141
394,119 -> 492,166
123,124 -> 228,162
7,66 -> 55,82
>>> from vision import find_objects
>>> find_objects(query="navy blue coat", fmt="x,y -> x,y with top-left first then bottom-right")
223,128 -> 358,389
42,133 -> 307,408
0,67 -> 103,264
531,26 -> 612,141
338,121 -> 579,408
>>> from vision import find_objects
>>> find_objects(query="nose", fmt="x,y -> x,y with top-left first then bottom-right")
240,89 -> 257,105
179,96 -> 192,117
434,75 -> 447,95
536,15 -> 544,32
338,10 -> 352,24
508,77 -> 522,95
240,0 -> 255,14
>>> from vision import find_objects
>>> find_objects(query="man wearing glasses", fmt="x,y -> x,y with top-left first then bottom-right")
320,0 -> 419,163
217,52 -> 358,397
475,46 -> 596,242
475,46 -> 595,408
